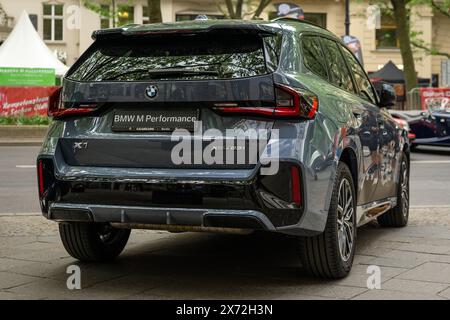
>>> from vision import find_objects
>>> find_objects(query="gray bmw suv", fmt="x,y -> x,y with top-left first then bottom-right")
37,19 -> 410,279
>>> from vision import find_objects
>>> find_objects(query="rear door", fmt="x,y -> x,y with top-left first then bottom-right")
61,29 -> 283,169
319,37 -> 381,205
339,43 -> 398,201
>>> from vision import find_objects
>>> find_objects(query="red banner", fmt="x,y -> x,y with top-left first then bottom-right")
420,88 -> 450,111
0,86 -> 60,117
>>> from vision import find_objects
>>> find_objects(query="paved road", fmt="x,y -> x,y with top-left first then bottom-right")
1,145 -> 450,300
0,146 -> 40,214
1,145 -> 449,215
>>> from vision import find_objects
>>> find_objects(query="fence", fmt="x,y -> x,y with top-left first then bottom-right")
405,88 -> 422,110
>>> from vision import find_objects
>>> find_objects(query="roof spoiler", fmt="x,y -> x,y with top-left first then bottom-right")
92,23 -> 281,41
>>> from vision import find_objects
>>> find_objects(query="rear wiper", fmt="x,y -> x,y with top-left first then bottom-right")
104,68 -> 219,80
147,68 -> 219,78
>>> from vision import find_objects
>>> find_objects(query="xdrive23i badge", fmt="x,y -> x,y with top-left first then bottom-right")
145,85 -> 158,99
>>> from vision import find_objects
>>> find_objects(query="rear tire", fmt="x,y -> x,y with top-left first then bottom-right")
378,153 -> 409,227
298,162 -> 357,279
59,222 -> 130,262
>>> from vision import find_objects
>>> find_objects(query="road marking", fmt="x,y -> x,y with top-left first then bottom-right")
15,165 -> 36,169
411,160 -> 450,164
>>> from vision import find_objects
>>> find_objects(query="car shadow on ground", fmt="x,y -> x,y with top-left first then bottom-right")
61,223 -> 384,298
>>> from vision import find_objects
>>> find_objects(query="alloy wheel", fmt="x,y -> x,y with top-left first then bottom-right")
401,160 -> 409,218
337,178 -> 355,262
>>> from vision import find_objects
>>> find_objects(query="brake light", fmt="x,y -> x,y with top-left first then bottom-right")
214,84 -> 318,119
290,165 -> 302,206
38,160 -> 44,198
275,84 -> 318,118
48,87 -> 96,118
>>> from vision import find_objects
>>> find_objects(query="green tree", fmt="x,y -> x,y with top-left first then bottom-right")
390,0 -> 418,91
410,0 -> 450,59
83,0 -> 162,24
82,0 -> 136,27
366,0 -> 449,90
361,0 -> 419,90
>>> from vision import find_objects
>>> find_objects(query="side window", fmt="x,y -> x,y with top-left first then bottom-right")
281,35 -> 301,73
340,46 -> 377,104
301,36 -> 328,80
320,38 -> 354,93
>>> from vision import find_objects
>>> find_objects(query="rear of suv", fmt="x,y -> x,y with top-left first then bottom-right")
37,19 -> 409,279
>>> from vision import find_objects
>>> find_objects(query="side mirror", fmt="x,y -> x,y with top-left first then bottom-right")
373,82 -> 396,109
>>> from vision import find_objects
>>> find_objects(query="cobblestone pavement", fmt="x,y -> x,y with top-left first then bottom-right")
1,208 -> 450,300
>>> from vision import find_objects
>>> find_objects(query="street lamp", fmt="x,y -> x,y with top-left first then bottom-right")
345,0 -> 350,36
112,0 -> 116,28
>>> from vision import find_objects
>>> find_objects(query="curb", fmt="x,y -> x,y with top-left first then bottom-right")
0,140 -> 43,146
0,125 -> 47,146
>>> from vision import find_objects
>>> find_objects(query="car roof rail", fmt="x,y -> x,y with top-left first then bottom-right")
271,17 -> 328,32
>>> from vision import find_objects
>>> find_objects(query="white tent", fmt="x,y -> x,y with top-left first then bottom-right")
0,11 -> 68,76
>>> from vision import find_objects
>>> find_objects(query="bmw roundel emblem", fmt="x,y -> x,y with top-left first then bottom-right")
145,85 -> 158,99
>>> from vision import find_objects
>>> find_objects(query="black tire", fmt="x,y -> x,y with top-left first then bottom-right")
299,162 -> 357,279
378,152 -> 409,227
59,222 -> 130,262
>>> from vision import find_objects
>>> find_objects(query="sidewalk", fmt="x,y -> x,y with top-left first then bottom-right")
1,207 -> 449,300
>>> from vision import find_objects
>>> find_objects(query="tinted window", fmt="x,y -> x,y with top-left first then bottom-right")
320,38 -> 354,92
68,33 -> 280,82
340,46 -> 376,104
301,36 -> 327,79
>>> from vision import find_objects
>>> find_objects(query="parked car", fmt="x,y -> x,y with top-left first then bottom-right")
37,18 -> 410,279
390,107 -> 450,149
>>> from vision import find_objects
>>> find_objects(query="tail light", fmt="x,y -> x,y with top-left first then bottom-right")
274,84 -> 318,118
37,159 -> 54,199
215,84 -> 318,119
290,165 -> 302,206
37,158 -> 55,213
48,87 -> 96,118
38,160 -> 44,197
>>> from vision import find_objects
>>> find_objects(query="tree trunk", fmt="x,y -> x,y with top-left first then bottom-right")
225,0 -> 236,18
147,0 -> 162,23
391,0 -> 418,91
254,0 -> 272,19
235,0 -> 244,18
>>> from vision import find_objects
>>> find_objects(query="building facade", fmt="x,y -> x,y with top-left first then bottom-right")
0,0 -> 448,86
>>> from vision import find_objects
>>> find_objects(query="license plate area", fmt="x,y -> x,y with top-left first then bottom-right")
112,108 -> 199,132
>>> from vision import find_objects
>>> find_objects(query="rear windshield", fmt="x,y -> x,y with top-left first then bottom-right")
67,33 -> 281,82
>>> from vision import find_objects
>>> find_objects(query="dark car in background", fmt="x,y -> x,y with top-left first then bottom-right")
391,106 -> 450,149
37,19 -> 410,279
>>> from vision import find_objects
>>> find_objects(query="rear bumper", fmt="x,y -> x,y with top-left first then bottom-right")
38,152 -> 314,234
48,203 -> 276,231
